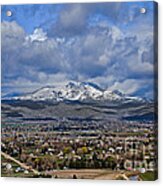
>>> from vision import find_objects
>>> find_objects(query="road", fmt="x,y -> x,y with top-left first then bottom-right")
1,151 -> 39,175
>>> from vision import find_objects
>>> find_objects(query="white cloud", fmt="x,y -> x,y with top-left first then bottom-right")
25,28 -> 47,42
109,79 -> 146,95
1,17 -> 154,98
59,4 -> 87,30
1,21 -> 25,51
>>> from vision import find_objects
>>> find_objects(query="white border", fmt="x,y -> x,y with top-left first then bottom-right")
0,0 -> 156,5
0,0 -> 163,186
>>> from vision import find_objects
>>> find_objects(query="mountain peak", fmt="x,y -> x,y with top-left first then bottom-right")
66,81 -> 79,88
80,82 -> 103,91
112,90 -> 125,97
5,81 -> 145,104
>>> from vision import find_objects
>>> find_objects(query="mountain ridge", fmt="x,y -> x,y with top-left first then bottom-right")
4,81 -> 147,104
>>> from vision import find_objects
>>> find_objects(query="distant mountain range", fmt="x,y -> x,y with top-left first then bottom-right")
2,82 -> 156,122
4,81 -> 146,104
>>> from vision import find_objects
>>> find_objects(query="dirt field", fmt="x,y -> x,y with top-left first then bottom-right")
44,169 -> 123,179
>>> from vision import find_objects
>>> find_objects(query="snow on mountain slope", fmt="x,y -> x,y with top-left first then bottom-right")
12,82 -> 144,103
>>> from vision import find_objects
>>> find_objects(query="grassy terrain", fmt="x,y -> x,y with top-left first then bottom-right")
139,171 -> 157,181
1,155 -> 35,178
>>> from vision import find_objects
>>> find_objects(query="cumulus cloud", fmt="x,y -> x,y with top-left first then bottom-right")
25,28 -> 47,42
1,2 -> 156,99
109,79 -> 145,95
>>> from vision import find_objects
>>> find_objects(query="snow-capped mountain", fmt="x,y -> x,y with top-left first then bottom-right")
11,82 -> 144,103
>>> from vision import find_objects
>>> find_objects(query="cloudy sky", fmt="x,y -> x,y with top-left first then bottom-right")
1,2 -> 157,98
